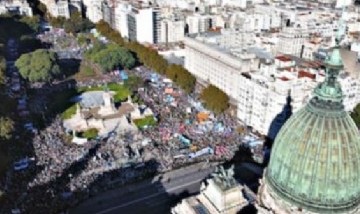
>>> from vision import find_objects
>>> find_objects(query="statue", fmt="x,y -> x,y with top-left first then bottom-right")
211,165 -> 237,189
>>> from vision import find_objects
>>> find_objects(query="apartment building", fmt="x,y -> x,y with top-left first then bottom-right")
186,14 -> 212,34
43,0 -> 70,18
83,0 -> 103,23
184,32 -> 360,139
0,0 -> 33,16
277,27 -> 309,58
160,18 -> 185,43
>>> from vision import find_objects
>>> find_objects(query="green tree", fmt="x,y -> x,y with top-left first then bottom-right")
0,117 -> 14,140
351,104 -> 360,128
37,2 -> 47,16
85,44 -> 135,72
0,57 -> 5,85
20,15 -> 40,32
94,18 -> 197,94
60,12 -> 94,34
48,16 -> 66,28
96,20 -> 124,45
165,64 -> 179,81
15,49 -> 60,82
200,85 -> 229,114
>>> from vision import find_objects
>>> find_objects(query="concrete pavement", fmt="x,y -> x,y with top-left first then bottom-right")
70,162 -> 218,214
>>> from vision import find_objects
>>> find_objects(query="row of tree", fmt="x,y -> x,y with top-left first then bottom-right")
48,11 -> 94,35
96,20 -> 125,46
0,15 -> 46,140
0,47 -> 14,140
84,43 -> 135,72
165,64 -> 196,93
200,85 -> 229,114
95,21 -> 197,93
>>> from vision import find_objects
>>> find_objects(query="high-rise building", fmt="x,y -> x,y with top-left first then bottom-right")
0,0 -> 33,16
186,15 -> 212,34
41,0 -> 70,18
83,0 -> 103,23
257,36 -> 360,213
153,7 -> 161,44
114,3 -> 130,39
277,26 -> 309,58
127,6 -> 161,44
160,18 -> 185,43
101,1 -> 112,26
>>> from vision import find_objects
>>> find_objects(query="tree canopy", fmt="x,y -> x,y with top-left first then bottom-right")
20,15 -> 41,32
48,11 -> 94,34
200,85 -> 229,114
0,53 -> 14,140
15,49 -> 60,82
95,19 -> 196,93
0,117 -> 14,140
351,104 -> 360,128
84,43 -> 135,72
96,20 -> 125,45
0,57 -> 5,85
166,64 -> 196,93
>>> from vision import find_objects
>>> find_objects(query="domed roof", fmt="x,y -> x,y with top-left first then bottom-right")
264,43 -> 360,213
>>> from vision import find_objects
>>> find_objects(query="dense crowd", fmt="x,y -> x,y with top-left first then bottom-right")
2,65 -> 252,213
1,28 -> 256,213
134,66 -> 247,170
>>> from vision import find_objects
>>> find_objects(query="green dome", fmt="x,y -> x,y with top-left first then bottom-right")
264,45 -> 360,213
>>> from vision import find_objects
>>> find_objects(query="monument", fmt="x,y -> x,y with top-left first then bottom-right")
172,165 -> 249,214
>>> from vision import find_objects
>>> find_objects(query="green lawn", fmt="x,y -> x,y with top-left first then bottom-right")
61,104 -> 77,119
133,116 -> 157,128
81,128 -> 98,139
78,82 -> 130,102
124,75 -> 142,90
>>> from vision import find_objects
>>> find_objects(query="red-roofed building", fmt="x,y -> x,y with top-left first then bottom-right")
275,55 -> 295,68
298,70 -> 316,80
279,76 -> 290,81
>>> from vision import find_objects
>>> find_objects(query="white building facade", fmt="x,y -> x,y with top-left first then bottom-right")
45,0 -> 70,19
83,0 -> 103,23
184,35 -> 360,139
160,19 -> 185,43
184,36 -> 258,100
277,27 -> 309,58
0,0 -> 33,16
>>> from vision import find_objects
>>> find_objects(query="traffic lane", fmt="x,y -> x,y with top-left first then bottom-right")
72,170 -> 209,214
93,177 -> 204,214
72,164 -> 216,214
161,168 -> 213,191
98,192 -> 173,214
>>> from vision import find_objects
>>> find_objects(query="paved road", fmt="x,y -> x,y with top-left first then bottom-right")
71,162 -> 217,214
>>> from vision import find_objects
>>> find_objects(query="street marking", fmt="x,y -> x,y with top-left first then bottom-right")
95,178 -> 203,214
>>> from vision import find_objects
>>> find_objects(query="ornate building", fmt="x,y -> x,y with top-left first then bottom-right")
257,29 -> 360,213
172,166 -> 249,214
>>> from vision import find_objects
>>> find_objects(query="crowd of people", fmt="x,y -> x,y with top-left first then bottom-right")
133,66 -> 249,170
2,64 -> 256,213
1,28 -> 261,213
